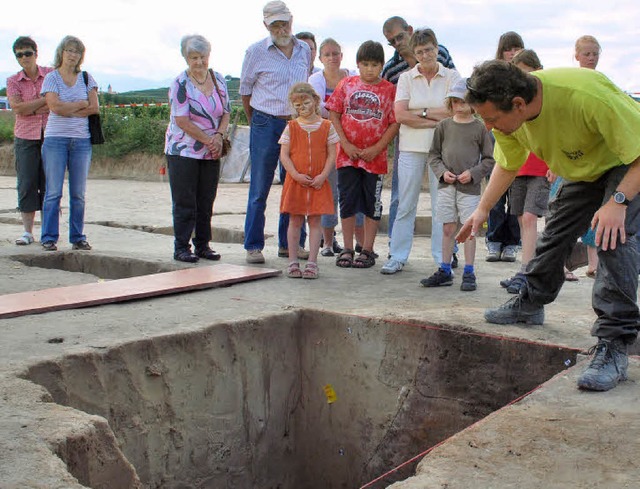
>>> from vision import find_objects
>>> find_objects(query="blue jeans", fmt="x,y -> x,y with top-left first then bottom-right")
41,137 -> 92,244
387,136 -> 400,238
244,110 -> 305,251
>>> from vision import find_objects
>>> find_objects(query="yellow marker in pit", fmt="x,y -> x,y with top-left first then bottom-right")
323,384 -> 337,404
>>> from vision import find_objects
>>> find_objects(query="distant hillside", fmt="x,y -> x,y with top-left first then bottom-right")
103,76 -> 240,105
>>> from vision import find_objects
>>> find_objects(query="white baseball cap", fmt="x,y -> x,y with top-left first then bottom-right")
263,1 -> 292,25
446,78 -> 468,100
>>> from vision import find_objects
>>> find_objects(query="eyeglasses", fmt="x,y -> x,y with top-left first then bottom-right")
64,48 -> 82,56
15,51 -> 35,59
387,31 -> 407,47
414,46 -> 436,57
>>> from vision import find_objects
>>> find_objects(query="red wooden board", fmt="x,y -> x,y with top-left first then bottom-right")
0,264 -> 281,319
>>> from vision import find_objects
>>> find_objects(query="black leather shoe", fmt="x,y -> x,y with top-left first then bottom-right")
196,248 -> 221,261
174,251 -> 199,263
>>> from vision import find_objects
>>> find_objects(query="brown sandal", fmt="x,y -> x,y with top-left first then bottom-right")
353,249 -> 376,269
336,249 -> 354,268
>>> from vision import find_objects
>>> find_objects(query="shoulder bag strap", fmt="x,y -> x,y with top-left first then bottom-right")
209,69 -> 225,103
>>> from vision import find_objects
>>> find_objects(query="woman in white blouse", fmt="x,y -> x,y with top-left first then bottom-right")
381,28 -> 460,275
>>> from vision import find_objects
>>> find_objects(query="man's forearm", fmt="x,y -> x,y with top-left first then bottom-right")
242,95 -> 252,123
614,156 -> 640,201
477,164 -> 518,213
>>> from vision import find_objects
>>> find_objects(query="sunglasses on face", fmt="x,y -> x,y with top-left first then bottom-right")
387,32 -> 407,47
466,79 -> 485,100
15,51 -> 35,59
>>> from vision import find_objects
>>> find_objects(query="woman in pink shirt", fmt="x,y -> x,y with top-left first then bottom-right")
6,36 -> 52,246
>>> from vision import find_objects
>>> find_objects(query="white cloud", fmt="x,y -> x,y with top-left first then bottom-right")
1,0 -> 638,92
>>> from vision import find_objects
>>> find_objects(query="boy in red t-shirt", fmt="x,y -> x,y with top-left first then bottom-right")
326,40 -> 399,268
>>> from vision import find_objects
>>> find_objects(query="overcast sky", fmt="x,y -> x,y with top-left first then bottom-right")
1,0 -> 639,94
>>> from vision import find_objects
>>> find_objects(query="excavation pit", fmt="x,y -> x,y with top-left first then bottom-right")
12,252 -> 180,280
24,310 -> 578,488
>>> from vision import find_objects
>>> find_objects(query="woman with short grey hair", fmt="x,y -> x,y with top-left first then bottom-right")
165,34 -> 231,263
181,34 -> 211,59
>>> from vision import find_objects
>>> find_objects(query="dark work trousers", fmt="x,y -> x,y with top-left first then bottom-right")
526,165 -> 640,343
167,155 -> 220,254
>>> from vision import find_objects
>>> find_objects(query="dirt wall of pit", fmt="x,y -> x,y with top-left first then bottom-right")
19,310 -> 576,489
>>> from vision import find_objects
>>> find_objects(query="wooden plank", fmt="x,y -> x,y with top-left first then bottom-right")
0,264 -> 281,319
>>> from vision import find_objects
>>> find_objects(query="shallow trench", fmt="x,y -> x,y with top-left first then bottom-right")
24,310 -> 577,488
12,252 -> 180,280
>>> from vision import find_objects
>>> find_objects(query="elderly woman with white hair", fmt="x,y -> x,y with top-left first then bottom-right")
165,34 -> 231,263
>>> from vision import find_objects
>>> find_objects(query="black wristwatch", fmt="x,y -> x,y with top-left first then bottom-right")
613,190 -> 630,206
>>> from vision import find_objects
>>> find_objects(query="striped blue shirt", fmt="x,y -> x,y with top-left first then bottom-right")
382,44 -> 455,85
240,37 -> 310,116
41,70 -> 98,138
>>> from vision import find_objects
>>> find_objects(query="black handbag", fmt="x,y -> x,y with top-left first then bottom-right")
82,71 -> 105,145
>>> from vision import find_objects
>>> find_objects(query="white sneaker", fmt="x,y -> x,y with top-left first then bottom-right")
381,258 -> 404,275
246,249 -> 265,264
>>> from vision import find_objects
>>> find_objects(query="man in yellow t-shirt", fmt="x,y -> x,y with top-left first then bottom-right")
458,60 -> 640,392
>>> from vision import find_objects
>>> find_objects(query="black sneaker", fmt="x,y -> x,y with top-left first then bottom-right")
174,250 -> 199,263
320,247 -> 334,257
577,338 -> 628,391
332,239 -> 343,254
506,272 -> 526,294
451,253 -> 459,269
42,241 -> 57,251
499,276 -> 513,288
460,271 -> 477,291
484,294 -> 544,325
72,240 -> 92,251
420,268 -> 454,287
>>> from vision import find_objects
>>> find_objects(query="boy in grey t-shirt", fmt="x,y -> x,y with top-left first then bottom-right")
424,78 -> 495,291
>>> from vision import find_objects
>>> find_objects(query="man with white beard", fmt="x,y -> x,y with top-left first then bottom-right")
240,0 -> 311,264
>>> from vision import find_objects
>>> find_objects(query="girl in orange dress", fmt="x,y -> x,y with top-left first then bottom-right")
279,83 -> 339,278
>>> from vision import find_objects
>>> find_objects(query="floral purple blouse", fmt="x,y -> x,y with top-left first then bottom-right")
164,70 -> 231,159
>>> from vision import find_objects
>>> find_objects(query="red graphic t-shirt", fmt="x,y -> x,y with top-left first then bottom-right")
325,75 -> 396,174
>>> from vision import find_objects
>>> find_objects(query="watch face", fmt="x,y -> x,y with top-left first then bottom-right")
614,192 -> 626,204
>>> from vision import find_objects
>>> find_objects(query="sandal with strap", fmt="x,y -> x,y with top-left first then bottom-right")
353,249 -> 376,269
16,232 -> 34,246
336,249 -> 354,268
302,262 -> 319,279
287,262 -> 302,278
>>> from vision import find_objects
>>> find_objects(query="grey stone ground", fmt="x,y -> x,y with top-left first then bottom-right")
0,175 -> 638,488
